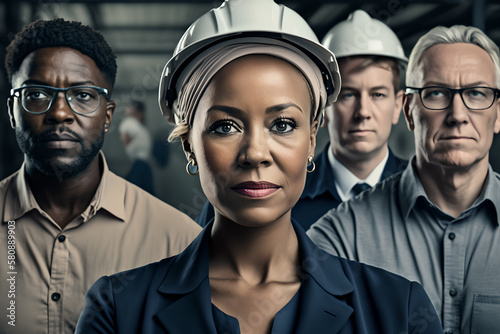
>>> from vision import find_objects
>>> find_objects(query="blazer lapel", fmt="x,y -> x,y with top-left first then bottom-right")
154,224 -> 217,334
293,221 -> 354,333
155,279 -> 217,334
294,276 -> 353,333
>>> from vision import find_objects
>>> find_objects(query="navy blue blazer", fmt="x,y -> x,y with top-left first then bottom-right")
195,146 -> 408,230
76,222 -> 442,333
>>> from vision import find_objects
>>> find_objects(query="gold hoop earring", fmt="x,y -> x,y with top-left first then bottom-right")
307,156 -> 315,173
186,158 -> 199,175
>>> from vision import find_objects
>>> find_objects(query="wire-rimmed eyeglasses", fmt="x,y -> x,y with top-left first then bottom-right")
10,85 -> 109,115
405,86 -> 500,110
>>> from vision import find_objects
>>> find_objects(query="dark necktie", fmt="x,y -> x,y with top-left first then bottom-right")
351,182 -> 371,196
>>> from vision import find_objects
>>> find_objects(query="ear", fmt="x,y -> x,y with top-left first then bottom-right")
104,100 -> 116,133
392,90 -> 404,125
493,97 -> 500,134
403,94 -> 415,131
7,97 -> 16,129
309,120 -> 319,156
321,106 -> 331,128
181,135 -> 194,162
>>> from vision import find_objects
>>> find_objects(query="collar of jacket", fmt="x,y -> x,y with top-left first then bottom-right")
155,220 -> 354,333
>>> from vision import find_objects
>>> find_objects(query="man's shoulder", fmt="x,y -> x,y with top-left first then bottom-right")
107,171 -> 200,230
0,169 -> 22,202
314,171 -> 403,227
0,169 -> 21,188
342,171 -> 402,208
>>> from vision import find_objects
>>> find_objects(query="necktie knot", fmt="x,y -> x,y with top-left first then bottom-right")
352,182 -> 370,196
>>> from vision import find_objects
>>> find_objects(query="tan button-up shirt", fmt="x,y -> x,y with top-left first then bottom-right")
0,153 -> 201,334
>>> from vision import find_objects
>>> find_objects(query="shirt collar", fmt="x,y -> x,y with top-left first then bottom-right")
399,156 -> 500,225
399,157 -> 429,220
472,165 -> 500,226
329,146 -> 389,200
2,151 -> 126,224
82,151 -> 126,222
2,164 -> 40,223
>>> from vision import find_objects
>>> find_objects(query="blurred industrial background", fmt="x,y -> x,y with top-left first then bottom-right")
1,0 -> 499,219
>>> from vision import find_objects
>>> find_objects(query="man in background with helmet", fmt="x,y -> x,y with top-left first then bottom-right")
291,10 -> 408,230
309,24 -> 500,333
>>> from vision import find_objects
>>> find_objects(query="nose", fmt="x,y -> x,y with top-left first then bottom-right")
237,128 -> 272,168
44,92 -> 75,124
446,91 -> 469,126
354,93 -> 372,121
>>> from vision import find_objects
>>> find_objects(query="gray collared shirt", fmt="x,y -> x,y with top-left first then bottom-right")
307,158 -> 500,334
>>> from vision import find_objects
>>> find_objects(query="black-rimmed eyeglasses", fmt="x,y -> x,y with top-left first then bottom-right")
405,86 -> 500,110
10,85 -> 109,115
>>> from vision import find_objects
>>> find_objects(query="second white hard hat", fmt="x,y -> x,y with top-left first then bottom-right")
322,10 -> 407,65
158,0 -> 341,124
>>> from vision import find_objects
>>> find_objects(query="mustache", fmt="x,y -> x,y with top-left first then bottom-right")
37,126 -> 83,143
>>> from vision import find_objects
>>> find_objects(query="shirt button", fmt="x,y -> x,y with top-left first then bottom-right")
58,235 -> 66,242
51,293 -> 61,301
448,232 -> 456,240
449,289 -> 458,297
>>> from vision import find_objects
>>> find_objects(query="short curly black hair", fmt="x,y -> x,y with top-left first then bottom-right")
5,18 -> 117,88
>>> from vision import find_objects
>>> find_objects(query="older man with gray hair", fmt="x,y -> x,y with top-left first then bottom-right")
308,25 -> 500,334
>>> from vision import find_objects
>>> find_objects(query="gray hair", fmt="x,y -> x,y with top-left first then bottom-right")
406,25 -> 500,87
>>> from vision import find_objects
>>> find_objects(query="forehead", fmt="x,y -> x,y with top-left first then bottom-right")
338,57 -> 395,85
419,43 -> 497,86
13,47 -> 107,88
213,55 -> 307,87
212,55 -> 310,105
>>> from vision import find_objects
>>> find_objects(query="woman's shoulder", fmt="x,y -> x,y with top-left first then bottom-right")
118,256 -> 175,281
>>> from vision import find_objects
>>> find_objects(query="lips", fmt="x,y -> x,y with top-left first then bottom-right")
39,133 -> 80,149
349,129 -> 373,134
439,136 -> 473,140
231,181 -> 280,198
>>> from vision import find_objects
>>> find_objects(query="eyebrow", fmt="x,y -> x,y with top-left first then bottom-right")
423,81 -> 492,87
207,102 -> 303,115
22,80 -> 97,87
266,103 -> 303,114
341,85 -> 390,91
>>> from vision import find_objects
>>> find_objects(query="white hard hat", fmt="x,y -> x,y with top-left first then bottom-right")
322,10 -> 407,65
158,0 -> 341,123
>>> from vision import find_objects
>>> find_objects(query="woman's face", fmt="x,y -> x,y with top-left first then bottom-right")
186,55 -> 317,227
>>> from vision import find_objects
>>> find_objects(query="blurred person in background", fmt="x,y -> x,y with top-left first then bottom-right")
0,18 -> 200,334
119,100 -> 155,195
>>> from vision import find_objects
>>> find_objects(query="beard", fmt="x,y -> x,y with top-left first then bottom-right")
16,126 -> 105,180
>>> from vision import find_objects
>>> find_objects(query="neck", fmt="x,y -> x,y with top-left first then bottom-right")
333,145 -> 388,180
25,155 -> 103,229
415,156 -> 489,218
209,213 -> 300,286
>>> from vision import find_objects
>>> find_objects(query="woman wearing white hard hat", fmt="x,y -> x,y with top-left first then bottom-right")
76,1 -> 441,333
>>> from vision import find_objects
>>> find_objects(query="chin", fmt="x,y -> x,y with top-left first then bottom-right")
429,152 -> 484,170
222,206 -> 291,228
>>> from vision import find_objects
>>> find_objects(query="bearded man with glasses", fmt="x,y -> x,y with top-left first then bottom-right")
308,25 -> 500,334
0,19 -> 200,334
